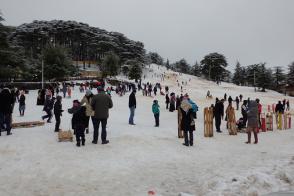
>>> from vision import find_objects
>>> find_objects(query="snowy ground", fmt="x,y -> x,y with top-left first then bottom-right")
0,64 -> 294,196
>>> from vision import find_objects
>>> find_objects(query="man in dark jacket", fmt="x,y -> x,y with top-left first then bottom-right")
0,88 -> 14,136
42,96 -> 55,123
91,86 -> 113,144
128,89 -> 136,125
214,98 -> 224,133
241,100 -> 248,128
54,96 -> 63,132
275,101 -> 284,114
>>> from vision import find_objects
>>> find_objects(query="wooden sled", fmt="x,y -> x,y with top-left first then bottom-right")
12,121 -> 45,129
58,130 -> 73,142
204,107 -> 213,137
227,107 -> 237,135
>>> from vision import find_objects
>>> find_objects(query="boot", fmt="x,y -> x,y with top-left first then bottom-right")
254,132 -> 258,144
82,140 -> 85,146
245,132 -> 251,144
86,128 -> 89,134
76,142 -> 80,147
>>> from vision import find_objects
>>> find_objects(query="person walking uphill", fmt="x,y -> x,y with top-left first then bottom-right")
53,96 -> 63,132
152,100 -> 160,127
91,86 -> 113,144
129,89 -> 136,125
68,100 -> 87,147
246,100 -> 259,144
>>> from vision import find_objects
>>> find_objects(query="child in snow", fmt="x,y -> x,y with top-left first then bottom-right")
19,90 -> 26,116
68,100 -> 87,147
152,100 -> 160,127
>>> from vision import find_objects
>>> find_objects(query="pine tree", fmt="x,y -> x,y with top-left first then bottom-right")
287,62 -> 294,86
175,58 -> 190,73
165,59 -> 170,70
128,60 -> 142,81
100,53 -> 120,78
232,61 -> 243,85
256,63 -> 273,92
191,61 -> 202,76
200,53 -> 228,81
273,66 -> 286,89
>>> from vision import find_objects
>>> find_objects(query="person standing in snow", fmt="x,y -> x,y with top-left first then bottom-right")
275,101 -> 284,114
256,99 -> 262,130
42,95 -> 55,123
235,96 -> 240,110
53,96 -> 63,132
241,100 -> 248,128
62,84 -> 67,98
68,100 -> 87,147
214,98 -> 224,133
224,93 -> 227,101
246,100 -> 259,144
286,100 -> 290,111
80,90 -> 94,134
128,89 -> 136,125
180,97 -> 195,146
169,93 -> 176,112
228,96 -> 233,105
0,88 -> 14,136
152,100 -> 160,127
239,94 -> 243,102
19,90 -> 26,116
91,86 -> 113,144
165,94 -> 170,109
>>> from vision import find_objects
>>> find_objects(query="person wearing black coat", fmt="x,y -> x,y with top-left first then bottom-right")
275,101 -> 284,114
129,90 -> 136,125
19,92 -> 26,116
241,100 -> 248,128
180,99 -> 195,146
0,88 -> 14,136
165,94 -> 170,109
42,96 -> 55,123
68,100 -> 88,147
53,96 -> 64,132
228,96 -> 233,105
214,99 -> 224,132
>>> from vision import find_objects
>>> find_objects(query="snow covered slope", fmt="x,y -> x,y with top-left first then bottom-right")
0,64 -> 293,196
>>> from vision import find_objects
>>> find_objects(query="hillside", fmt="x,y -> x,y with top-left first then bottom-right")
0,64 -> 293,196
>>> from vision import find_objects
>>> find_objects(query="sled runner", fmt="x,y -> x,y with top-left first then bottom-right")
204,107 -> 213,137
12,121 -> 45,129
58,130 -> 73,142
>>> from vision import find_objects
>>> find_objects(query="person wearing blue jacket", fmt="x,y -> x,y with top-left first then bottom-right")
152,100 -> 160,127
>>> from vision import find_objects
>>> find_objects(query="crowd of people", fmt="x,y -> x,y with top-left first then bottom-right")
0,80 -> 292,148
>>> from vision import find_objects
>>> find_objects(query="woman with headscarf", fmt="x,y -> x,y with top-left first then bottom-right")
80,90 -> 94,134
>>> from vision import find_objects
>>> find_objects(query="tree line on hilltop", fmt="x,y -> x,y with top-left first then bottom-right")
0,13 -> 293,93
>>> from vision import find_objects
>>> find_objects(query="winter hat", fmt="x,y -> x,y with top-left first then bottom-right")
73,99 -> 80,107
56,96 -> 62,101
180,99 -> 192,113
153,99 -> 158,104
86,90 -> 92,96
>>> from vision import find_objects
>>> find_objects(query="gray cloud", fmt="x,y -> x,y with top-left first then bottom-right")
1,0 -> 294,70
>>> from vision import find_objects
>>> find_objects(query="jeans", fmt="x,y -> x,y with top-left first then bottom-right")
92,118 -> 107,142
154,113 -> 159,126
0,113 -> 11,134
215,115 -> 221,132
129,106 -> 135,124
54,114 -> 61,131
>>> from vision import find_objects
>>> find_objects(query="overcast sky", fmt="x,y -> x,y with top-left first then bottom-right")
1,0 -> 294,70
